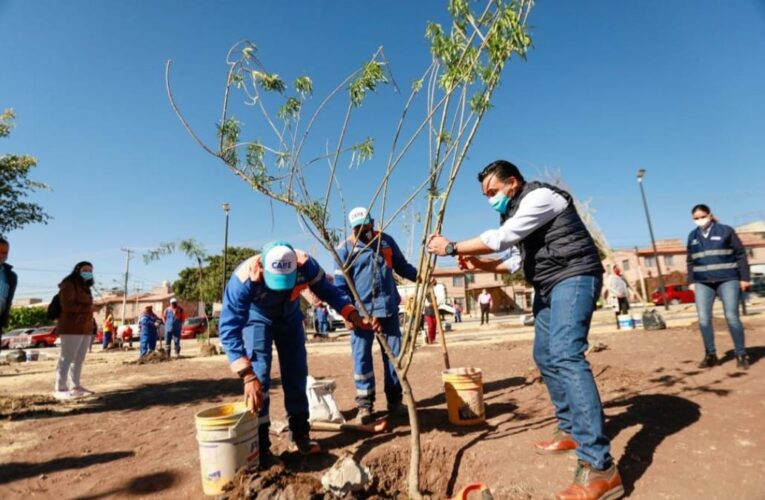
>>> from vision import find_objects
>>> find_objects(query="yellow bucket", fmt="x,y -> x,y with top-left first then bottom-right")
442,367 -> 485,426
195,402 -> 259,496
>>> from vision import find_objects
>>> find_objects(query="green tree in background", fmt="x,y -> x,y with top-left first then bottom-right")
0,109 -> 51,236
8,306 -> 52,330
172,246 -> 259,305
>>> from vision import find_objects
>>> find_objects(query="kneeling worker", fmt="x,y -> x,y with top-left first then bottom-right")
219,241 -> 377,457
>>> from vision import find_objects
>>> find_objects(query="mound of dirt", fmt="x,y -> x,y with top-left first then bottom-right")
364,443 -> 452,498
5,348 -> 27,363
222,462 -> 325,499
199,344 -> 220,357
135,349 -> 170,364
0,393 -> 57,419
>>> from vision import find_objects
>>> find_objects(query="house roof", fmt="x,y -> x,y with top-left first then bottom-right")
94,291 -> 175,306
736,220 -> 765,234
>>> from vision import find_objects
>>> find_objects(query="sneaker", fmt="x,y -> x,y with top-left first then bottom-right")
736,355 -> 750,370
355,406 -> 373,425
53,391 -> 74,401
555,460 -> 624,500
71,387 -> 95,397
290,436 -> 321,455
698,353 -> 718,368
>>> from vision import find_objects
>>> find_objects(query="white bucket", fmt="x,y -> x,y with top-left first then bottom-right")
195,402 -> 259,496
632,316 -> 643,329
617,314 -> 634,330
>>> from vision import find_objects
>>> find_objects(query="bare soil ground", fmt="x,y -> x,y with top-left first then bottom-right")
1,309 -> 764,499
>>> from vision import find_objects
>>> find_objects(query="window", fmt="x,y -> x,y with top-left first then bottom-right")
644,256 -> 655,268
664,255 -> 674,267
465,273 -> 476,285
622,259 -> 630,271
452,276 -> 464,287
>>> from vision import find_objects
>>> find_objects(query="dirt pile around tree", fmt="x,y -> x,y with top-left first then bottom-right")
221,462 -> 325,499
200,344 -> 221,356
363,443 -> 454,498
133,349 -> 170,364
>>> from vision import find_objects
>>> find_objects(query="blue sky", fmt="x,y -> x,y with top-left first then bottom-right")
2,1 -> 764,300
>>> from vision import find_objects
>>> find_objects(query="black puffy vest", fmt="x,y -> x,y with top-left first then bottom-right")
502,181 -> 604,294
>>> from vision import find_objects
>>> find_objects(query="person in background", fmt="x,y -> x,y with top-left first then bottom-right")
163,298 -> 186,357
334,206 -> 421,425
0,237 -> 18,356
220,241 -> 377,458
138,305 -> 162,357
478,288 -> 493,325
423,300 -> 437,344
54,261 -> 97,400
315,303 -> 330,337
453,302 -> 463,323
687,204 -> 751,370
428,160 -> 620,500
607,266 -> 630,329
102,308 -> 116,349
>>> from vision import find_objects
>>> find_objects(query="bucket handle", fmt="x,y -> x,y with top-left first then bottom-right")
229,408 -> 255,438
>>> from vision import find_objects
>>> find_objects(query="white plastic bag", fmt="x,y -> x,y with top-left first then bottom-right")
306,375 -> 345,423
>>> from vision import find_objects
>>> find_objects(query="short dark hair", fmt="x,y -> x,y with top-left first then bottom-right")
691,204 -> 711,215
477,160 -> 525,184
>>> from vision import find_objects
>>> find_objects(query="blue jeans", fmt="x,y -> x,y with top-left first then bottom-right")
242,315 -> 309,432
102,331 -> 113,349
318,320 -> 330,335
533,274 -> 612,470
351,316 -> 402,409
139,333 -> 157,356
694,280 -> 746,356
165,327 -> 181,354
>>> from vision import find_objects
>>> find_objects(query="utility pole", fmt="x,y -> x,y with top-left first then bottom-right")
120,248 -> 133,325
636,169 -> 669,310
634,246 -> 649,308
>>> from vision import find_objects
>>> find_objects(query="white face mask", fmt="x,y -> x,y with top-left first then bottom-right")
694,217 -> 711,228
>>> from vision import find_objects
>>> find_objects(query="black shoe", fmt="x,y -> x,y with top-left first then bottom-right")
736,355 -> 750,370
387,402 -> 408,419
290,435 -> 321,455
698,353 -> 718,368
355,406 -> 373,425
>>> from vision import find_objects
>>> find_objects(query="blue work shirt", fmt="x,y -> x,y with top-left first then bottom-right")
220,251 -> 357,366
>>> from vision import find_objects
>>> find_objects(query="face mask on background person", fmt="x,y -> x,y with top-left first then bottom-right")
80,271 -> 93,281
694,217 -> 711,228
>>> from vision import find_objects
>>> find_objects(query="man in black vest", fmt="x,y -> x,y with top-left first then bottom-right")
0,237 -> 19,355
427,160 -> 622,500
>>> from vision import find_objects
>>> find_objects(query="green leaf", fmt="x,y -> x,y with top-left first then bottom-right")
295,76 -> 313,97
278,97 -> 301,121
348,60 -> 388,107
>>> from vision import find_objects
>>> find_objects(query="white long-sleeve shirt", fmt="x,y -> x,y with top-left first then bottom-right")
481,187 -> 569,271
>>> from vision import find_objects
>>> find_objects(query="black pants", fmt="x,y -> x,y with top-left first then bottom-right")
480,305 -> 490,324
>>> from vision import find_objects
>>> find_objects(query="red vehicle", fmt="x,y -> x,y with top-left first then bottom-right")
96,325 -> 136,344
181,316 -> 208,339
29,326 -> 58,348
652,284 -> 695,306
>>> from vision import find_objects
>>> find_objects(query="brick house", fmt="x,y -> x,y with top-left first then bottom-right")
93,283 -> 200,326
431,267 -> 533,316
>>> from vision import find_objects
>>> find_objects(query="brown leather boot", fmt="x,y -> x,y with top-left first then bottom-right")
555,460 -> 624,500
535,428 -> 577,455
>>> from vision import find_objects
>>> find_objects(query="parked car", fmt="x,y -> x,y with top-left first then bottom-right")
181,316 -> 208,339
652,284 -> 695,305
1,328 -> 35,349
29,326 -> 58,348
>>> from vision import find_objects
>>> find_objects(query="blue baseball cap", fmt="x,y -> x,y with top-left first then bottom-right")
348,206 -> 371,228
262,241 -> 298,291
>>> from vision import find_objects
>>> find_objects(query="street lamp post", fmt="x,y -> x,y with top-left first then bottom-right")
222,203 -> 230,300
636,169 -> 669,310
